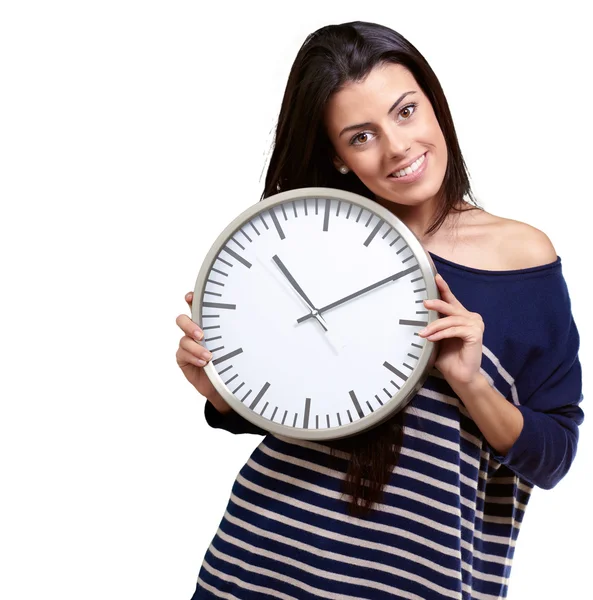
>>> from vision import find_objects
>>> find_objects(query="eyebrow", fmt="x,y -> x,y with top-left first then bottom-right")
338,91 -> 417,137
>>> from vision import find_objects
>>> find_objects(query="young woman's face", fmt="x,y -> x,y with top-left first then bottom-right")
324,63 -> 448,210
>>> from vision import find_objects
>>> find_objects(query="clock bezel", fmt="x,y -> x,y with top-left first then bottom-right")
192,187 -> 439,441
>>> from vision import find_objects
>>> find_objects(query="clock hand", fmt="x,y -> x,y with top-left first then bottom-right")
296,264 -> 420,324
271,254 -> 330,332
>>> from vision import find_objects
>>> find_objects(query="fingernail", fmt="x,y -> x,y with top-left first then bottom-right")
194,329 -> 203,341
418,328 -> 427,335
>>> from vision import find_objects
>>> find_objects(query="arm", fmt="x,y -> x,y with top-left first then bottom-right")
204,393 -> 267,436
450,362 -> 583,489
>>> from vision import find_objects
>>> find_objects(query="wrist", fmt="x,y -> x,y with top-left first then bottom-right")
447,372 -> 490,401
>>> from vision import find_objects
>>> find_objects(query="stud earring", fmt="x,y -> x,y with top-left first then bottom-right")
339,166 -> 349,174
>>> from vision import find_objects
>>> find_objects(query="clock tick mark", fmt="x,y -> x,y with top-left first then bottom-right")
202,302 -> 236,310
239,228 -> 252,243
389,234 -> 402,247
222,247 -> 252,269
231,237 -> 245,251
384,361 -> 409,381
249,381 -> 271,410
399,319 -> 428,327
363,220 -> 384,247
349,390 -> 364,419
212,348 -> 243,366
303,397 -> 311,429
216,256 -> 233,268
269,209 -> 286,240
323,198 -> 331,231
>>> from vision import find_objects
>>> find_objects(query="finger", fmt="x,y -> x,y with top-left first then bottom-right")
423,298 -> 465,316
434,274 -> 463,307
185,291 -> 194,309
420,325 -> 476,342
179,336 -> 213,362
177,346 -> 210,368
418,316 -> 469,337
176,314 -> 204,341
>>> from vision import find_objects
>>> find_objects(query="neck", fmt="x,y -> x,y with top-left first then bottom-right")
374,195 -> 443,245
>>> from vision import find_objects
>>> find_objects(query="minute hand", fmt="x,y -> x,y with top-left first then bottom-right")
296,264 -> 420,324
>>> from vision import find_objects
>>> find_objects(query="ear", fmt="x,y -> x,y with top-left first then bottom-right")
332,156 -> 344,171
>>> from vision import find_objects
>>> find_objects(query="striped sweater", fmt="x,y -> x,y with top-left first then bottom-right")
190,252 -> 584,600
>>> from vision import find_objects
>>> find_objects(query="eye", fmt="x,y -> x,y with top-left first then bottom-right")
350,132 -> 375,146
398,102 -> 418,121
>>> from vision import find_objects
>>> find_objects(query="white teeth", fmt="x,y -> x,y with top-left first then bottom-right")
391,153 -> 425,178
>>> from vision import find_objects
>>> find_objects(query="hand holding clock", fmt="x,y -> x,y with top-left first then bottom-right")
175,292 -> 231,414
419,273 -> 485,386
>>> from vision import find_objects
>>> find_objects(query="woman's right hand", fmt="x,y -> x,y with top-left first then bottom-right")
176,291 -> 232,414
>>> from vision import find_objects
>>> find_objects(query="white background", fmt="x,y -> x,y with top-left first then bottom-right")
1,2 -> 591,599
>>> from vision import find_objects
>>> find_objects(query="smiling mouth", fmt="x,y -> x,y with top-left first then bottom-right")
388,153 -> 427,178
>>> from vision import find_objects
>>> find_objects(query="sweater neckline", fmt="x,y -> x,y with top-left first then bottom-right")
428,251 -> 561,276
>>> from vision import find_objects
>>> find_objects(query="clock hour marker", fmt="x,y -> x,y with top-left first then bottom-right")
349,390 -> 364,419
323,198 -> 331,231
399,319 -> 428,327
212,347 -> 243,365
249,381 -> 271,410
222,246 -> 252,269
303,397 -> 311,429
363,220 -> 384,247
269,209 -> 286,240
202,302 -> 236,310
383,361 -> 409,381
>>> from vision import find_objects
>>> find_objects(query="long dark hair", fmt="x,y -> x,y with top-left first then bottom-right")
261,21 -> 480,517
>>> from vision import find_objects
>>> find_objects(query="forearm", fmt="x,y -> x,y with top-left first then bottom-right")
448,373 -> 524,456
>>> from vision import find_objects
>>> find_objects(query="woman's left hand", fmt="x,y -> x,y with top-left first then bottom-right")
419,273 -> 485,386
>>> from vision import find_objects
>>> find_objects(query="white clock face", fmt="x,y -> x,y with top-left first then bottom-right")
195,188 -> 438,440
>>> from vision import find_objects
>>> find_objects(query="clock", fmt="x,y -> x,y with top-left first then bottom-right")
192,187 -> 439,441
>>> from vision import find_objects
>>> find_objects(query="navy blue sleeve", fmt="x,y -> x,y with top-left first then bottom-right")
491,271 -> 584,489
204,400 -> 267,436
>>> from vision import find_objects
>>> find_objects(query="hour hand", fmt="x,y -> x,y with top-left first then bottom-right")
296,264 -> 420,323
271,254 -> 329,331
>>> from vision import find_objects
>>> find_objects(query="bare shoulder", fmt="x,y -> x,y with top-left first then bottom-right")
489,214 -> 558,269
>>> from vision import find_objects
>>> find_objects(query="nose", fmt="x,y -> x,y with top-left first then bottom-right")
383,125 -> 411,158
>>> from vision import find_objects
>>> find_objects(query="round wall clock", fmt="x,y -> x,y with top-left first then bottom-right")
192,187 -> 439,441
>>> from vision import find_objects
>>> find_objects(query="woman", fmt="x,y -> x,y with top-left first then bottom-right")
176,21 -> 584,599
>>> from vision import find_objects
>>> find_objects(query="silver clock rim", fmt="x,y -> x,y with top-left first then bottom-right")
192,187 -> 440,441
